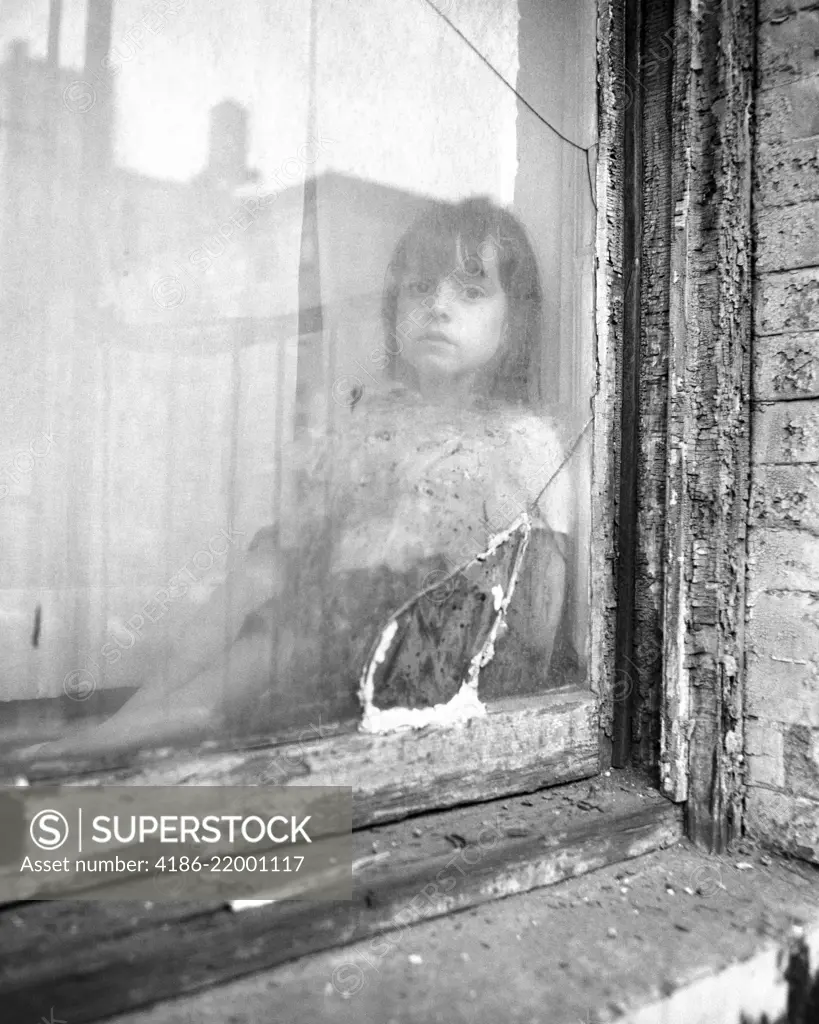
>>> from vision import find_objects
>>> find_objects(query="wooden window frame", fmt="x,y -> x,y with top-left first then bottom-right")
0,0 -> 761,1017
3,0 -> 756,852
656,0 -> 755,850
605,0 -> 754,854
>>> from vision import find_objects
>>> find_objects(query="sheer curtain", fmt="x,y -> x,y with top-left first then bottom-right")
0,0 -> 596,753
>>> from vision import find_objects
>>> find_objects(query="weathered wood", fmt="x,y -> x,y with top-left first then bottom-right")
0,901 -> 227,975
754,331 -> 819,400
590,0 -> 626,768
660,0 -> 754,853
0,776 -> 682,1024
633,0 -> 675,768
610,0 -> 643,768
7,777 -> 656,973
4,689 -> 599,829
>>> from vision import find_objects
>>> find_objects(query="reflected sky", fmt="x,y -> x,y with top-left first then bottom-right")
1,0 -> 526,198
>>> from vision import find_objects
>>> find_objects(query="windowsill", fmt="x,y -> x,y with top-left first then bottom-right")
5,688 -> 600,834
1,768 -> 684,1023
85,830 -> 818,1024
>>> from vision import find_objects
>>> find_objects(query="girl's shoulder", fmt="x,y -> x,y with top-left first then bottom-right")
487,403 -> 571,457
488,404 -> 583,535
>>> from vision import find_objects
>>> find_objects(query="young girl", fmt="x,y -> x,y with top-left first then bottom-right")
19,197 -> 579,760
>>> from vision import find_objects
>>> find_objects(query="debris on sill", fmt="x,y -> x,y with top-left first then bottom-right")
229,899 -> 277,912
228,852 -> 394,912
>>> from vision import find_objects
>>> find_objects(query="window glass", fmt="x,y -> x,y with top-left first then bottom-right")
0,0 -> 597,760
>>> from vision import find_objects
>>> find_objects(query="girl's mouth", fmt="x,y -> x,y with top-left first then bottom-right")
419,331 -> 455,346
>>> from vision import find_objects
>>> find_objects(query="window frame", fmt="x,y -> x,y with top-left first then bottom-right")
0,22 -> 759,1020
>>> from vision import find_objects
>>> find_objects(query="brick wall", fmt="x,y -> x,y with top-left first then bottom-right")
746,0 -> 819,862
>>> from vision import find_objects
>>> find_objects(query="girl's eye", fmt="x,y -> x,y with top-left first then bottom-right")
405,279 -> 434,296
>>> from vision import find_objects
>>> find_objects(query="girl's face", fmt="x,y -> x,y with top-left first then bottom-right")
395,239 -> 508,395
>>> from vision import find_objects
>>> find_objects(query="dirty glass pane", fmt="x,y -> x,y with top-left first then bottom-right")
0,0 -> 597,761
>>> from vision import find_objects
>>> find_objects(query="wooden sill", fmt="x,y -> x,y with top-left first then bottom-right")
0,769 -> 681,1024
7,688 -> 600,829
87,833 -> 819,1024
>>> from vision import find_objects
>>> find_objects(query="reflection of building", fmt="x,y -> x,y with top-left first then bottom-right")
0,41 -> 84,329
0,38 -> 429,339
103,168 -> 428,331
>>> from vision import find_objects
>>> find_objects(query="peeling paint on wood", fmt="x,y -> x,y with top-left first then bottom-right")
660,0 -> 754,853
589,0 -> 626,767
633,0 -> 675,768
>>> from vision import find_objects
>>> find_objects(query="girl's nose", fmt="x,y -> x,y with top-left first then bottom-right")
431,279 -> 457,315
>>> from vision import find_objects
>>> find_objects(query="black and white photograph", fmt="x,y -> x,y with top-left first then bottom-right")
0,0 -> 817,1021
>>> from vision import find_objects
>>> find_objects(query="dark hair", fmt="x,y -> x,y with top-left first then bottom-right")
381,196 -> 544,408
